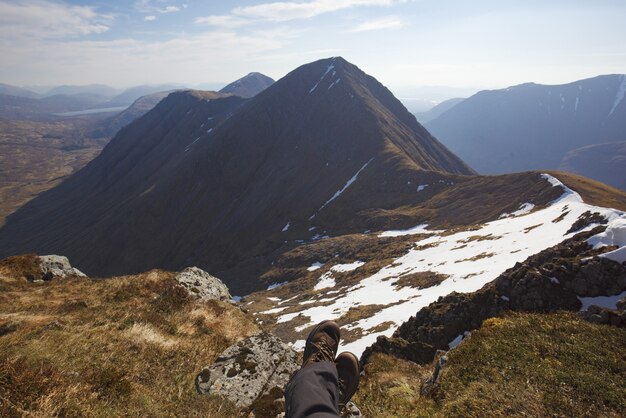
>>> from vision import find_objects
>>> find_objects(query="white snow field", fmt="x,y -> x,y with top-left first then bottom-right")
268,174 -> 626,356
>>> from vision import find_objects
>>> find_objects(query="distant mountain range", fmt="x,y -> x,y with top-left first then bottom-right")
425,74 -> 626,189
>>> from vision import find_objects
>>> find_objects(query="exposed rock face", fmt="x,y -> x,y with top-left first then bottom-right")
175,267 -> 231,301
37,255 -> 86,280
363,227 -> 626,365
196,332 -> 299,416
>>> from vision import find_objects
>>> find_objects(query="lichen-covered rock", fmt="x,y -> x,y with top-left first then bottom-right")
175,267 -> 231,301
39,255 -> 86,280
196,332 -> 299,416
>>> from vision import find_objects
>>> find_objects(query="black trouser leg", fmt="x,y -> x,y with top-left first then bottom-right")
285,361 -> 340,418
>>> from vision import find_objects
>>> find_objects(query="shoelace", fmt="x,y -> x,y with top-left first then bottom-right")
311,337 -> 335,362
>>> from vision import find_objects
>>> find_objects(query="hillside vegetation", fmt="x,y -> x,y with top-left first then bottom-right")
355,312 -> 626,418
0,263 -> 258,417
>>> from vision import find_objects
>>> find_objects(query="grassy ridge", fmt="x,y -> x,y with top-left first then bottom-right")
356,312 -> 626,417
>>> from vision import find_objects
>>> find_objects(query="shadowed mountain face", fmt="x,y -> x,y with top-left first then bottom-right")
219,72 -> 274,98
559,141 -> 626,191
426,74 -> 626,175
0,57 -> 473,294
414,97 -> 465,124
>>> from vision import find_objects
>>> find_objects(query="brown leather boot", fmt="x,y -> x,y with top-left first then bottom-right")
335,351 -> 360,408
302,320 -> 341,367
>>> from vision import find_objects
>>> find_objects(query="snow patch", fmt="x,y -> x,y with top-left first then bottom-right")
331,261 -> 365,273
282,222 -> 290,232
318,158 -> 374,212
416,184 -> 429,192
267,281 -> 287,290
271,174 -> 626,357
307,262 -> 324,271
309,60 -> 337,94
184,136 -> 202,152
587,216 -> 626,263
608,74 -> 626,116
499,203 -> 535,218
314,272 -> 336,290
448,334 -> 464,349
378,224 -> 439,238
578,290 -> 626,311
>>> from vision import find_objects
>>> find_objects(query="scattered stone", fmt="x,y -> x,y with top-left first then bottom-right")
421,351 -> 448,396
581,301 -> 626,327
39,255 -> 86,280
341,401 -> 363,417
567,211 -> 608,234
196,332 -> 299,416
175,267 -> 231,301
0,322 -> 17,337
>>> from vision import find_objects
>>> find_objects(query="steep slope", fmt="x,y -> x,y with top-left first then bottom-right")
559,141 -> 626,191
415,98 -> 464,124
219,72 -> 275,98
426,74 -> 626,175
0,57 -> 472,294
92,90 -> 177,137
101,84 -> 183,108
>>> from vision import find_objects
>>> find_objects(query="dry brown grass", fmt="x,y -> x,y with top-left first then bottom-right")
393,271 -> 448,290
543,170 -> 626,211
0,269 -> 259,417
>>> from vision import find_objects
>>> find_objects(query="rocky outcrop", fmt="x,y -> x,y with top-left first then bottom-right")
582,296 -> 626,327
363,227 -> 626,365
196,332 -> 299,417
175,267 -> 231,301
39,255 -> 86,280
0,254 -> 86,282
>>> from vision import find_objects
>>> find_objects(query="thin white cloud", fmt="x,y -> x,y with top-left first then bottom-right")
0,0 -> 111,39
161,6 -> 180,13
195,15 -> 248,28
196,0 -> 402,27
350,16 -> 404,32
144,15 -> 157,21
135,0 -> 182,15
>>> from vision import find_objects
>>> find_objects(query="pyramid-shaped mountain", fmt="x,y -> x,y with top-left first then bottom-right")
219,72 -> 275,98
0,57 -> 473,293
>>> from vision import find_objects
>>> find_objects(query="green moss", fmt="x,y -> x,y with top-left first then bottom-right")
357,312 -> 626,418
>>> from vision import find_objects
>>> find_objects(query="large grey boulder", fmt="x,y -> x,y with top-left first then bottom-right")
39,255 -> 86,280
196,332 -> 299,416
175,267 -> 231,301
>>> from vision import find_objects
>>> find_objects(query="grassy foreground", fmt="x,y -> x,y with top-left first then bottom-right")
355,312 -> 626,418
0,269 -> 258,417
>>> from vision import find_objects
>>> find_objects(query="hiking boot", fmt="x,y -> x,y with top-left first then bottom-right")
302,320 -> 341,368
335,351 -> 360,408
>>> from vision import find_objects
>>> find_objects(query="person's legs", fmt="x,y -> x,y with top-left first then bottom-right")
284,320 -> 360,418
285,360 -> 340,418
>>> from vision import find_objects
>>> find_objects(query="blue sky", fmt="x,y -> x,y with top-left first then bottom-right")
1,0 -> 626,99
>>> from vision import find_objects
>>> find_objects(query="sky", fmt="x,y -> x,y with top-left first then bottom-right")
1,0 -> 626,100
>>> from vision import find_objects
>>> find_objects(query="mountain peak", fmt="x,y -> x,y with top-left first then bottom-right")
219,72 -> 274,98
0,57 -> 472,293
